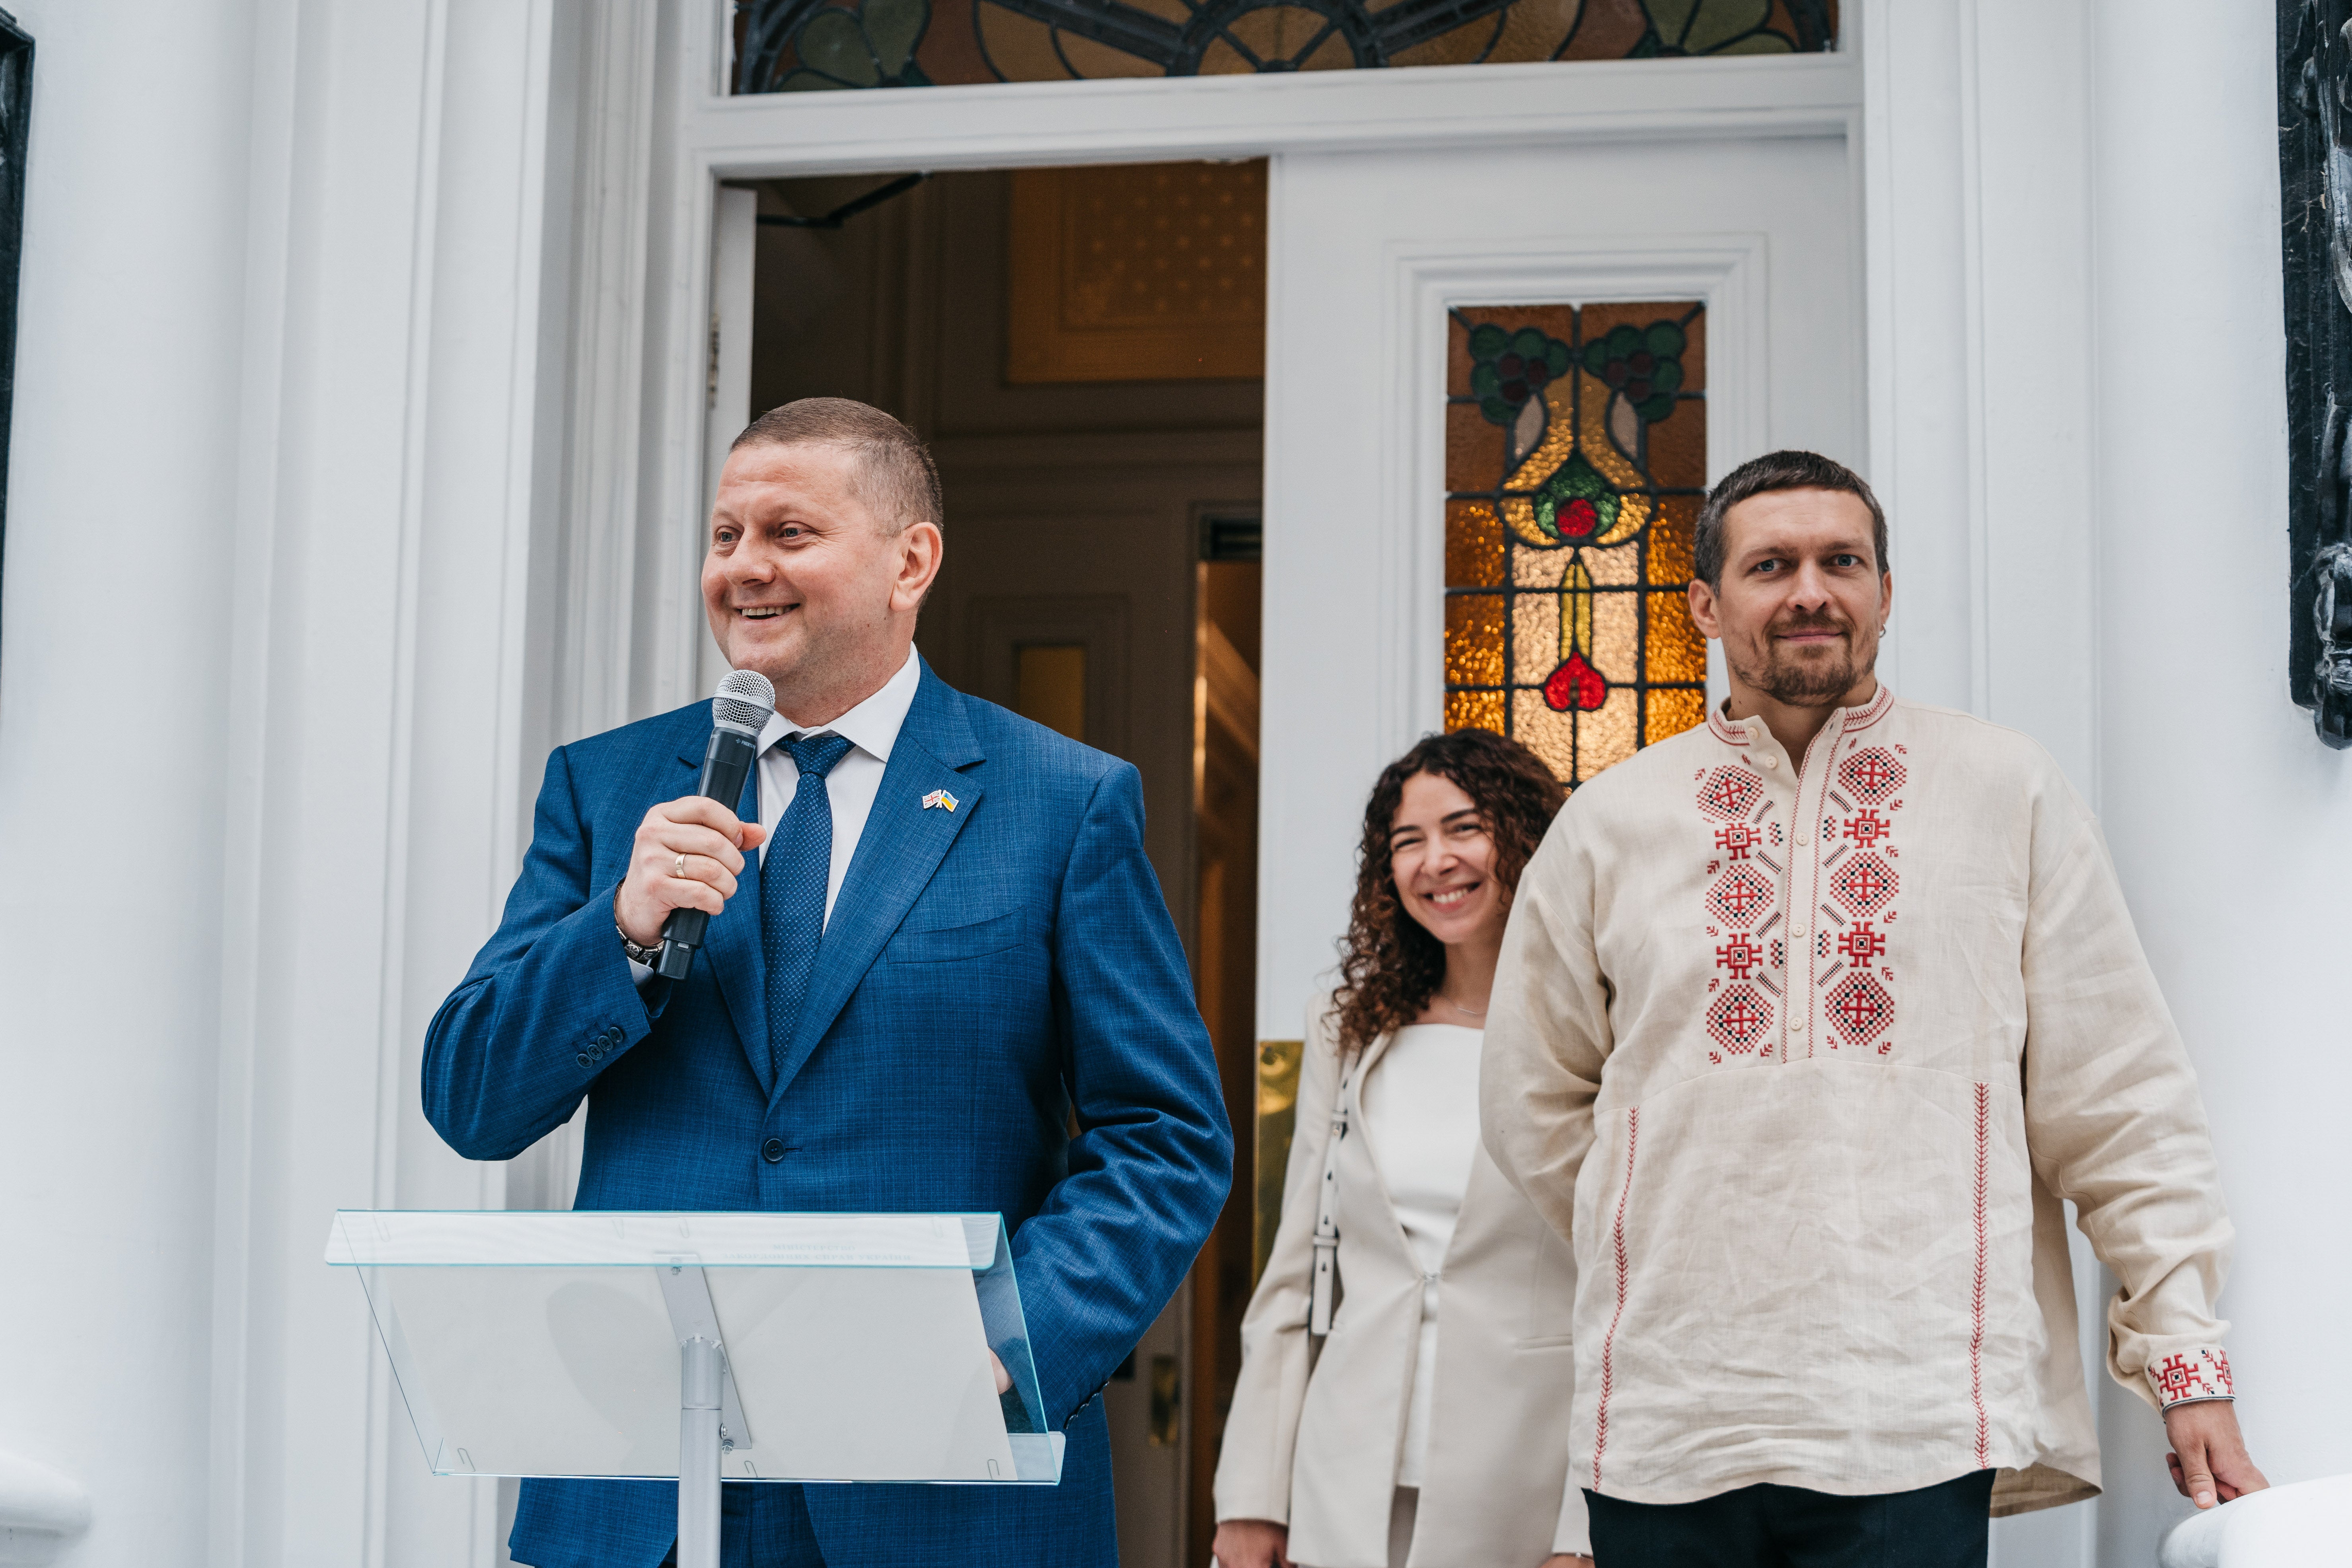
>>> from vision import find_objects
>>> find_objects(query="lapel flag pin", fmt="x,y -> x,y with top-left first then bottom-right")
922,789 -> 959,813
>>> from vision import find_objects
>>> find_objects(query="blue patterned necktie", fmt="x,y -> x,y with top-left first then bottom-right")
761,732 -> 854,1081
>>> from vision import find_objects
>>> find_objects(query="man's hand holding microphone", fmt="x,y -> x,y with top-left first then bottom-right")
614,796 -> 767,952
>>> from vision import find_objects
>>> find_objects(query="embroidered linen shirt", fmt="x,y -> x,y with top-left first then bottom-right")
1480,688 -> 2234,1517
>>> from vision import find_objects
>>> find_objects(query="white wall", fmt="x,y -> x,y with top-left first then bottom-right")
0,0 -> 254,1562
0,3 -> 570,1564
1870,3 -> 2352,1565
2086,1 -> 2352,1562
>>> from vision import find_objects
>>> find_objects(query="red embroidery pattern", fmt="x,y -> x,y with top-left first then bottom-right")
1827,972 -> 1894,1049
1706,985 -> 1774,1054
1971,1083 -> 1990,1468
1840,746 -> 1905,804
1593,1106 -> 1638,1489
1696,765 -> 1764,822
1844,808 -> 1893,847
1714,822 -> 1761,861
1836,921 -> 1887,964
1715,934 -> 1765,980
2151,1348 -> 2235,1406
1830,852 -> 1898,918
1706,864 -> 1775,926
1817,730 -> 1904,1054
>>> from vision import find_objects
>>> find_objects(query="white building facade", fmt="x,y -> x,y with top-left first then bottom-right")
0,4 -> 2341,1567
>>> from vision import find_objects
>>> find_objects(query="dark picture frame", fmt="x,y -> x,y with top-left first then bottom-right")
2278,0 -> 2352,746
0,10 -> 28,654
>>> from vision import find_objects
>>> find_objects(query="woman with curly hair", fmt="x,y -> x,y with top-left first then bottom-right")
1211,729 -> 1591,1568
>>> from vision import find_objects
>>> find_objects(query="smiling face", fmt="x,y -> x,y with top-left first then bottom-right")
1689,486 -> 1891,709
1387,771 -> 1509,950
702,439 -> 942,719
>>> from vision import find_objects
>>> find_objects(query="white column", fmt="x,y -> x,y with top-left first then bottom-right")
0,2 -> 261,1565
2088,3 -> 2352,1566
0,2 -> 569,1565
214,4 -> 563,1565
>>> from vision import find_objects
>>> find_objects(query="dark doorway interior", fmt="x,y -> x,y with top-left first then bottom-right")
746,162 -> 1269,1568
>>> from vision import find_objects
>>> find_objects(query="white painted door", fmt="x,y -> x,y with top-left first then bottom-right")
1256,133 -> 1865,1041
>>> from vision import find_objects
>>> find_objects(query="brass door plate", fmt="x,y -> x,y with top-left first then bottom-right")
1253,1039 -> 1304,1285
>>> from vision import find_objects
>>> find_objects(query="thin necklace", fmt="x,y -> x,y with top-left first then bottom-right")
1443,994 -> 1487,1018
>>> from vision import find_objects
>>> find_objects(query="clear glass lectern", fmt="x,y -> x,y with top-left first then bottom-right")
325,1210 -> 1060,1568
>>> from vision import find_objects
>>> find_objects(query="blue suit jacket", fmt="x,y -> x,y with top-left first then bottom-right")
421,664 -> 1232,1568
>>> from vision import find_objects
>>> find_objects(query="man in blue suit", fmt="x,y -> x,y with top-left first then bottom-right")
422,397 -> 1232,1568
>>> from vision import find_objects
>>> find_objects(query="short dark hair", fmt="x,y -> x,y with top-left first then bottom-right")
731,397 -> 944,535
1694,450 -> 1887,589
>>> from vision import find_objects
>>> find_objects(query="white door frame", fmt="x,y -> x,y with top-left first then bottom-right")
611,0 -> 1869,1015
594,2 -> 1866,736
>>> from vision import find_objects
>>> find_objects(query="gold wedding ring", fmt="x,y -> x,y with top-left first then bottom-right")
674,853 -> 687,879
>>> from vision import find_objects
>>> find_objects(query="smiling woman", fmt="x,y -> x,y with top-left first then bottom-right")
1215,727 -> 1585,1568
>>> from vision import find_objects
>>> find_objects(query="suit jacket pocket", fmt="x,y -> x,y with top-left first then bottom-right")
885,909 -> 1026,964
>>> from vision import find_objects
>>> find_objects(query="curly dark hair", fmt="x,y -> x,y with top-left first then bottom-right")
1328,728 -> 1567,1055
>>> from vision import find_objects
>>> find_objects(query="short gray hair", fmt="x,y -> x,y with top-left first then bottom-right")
731,397 -> 944,535
1694,450 -> 1887,588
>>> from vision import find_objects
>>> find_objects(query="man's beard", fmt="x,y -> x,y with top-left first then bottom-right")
1727,614 -> 1867,705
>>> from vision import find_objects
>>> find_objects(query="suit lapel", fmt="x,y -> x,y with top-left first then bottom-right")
769,668 -> 984,1100
680,740 -> 774,1099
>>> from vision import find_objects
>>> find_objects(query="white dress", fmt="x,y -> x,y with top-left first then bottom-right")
1353,1021 -> 1483,1489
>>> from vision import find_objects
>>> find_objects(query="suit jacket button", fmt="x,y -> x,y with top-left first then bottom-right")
761,1137 -> 786,1163
576,1052 -> 594,1069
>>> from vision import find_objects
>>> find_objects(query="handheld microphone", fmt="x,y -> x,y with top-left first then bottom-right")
653,668 -> 777,979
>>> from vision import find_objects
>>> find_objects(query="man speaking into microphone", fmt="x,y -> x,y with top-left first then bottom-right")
422,398 -> 1232,1568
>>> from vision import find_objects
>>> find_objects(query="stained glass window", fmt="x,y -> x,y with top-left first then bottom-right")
732,0 -> 1837,93
1444,302 -> 1708,787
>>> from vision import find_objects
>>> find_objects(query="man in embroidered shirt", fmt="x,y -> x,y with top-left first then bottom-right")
1480,451 -> 2265,1565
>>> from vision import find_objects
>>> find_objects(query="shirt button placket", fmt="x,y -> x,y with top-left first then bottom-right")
1791,724 -> 1842,1059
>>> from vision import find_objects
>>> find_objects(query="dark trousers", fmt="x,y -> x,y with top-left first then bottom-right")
1585,1470 -> 1997,1568
657,1484 -> 826,1568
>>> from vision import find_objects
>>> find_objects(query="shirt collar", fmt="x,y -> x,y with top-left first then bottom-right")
759,645 -> 923,765
1708,683 -> 1897,751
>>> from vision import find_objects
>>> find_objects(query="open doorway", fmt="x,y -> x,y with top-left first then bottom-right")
742,161 -> 1267,1568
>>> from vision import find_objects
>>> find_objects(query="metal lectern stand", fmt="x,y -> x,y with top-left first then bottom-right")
658,1257 -> 751,1568
325,1211 -> 1062,1568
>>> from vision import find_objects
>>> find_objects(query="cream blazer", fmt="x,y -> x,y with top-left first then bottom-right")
1215,999 -> 1589,1567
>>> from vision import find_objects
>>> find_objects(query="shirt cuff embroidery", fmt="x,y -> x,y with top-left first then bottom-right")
2148,1346 -> 2233,1407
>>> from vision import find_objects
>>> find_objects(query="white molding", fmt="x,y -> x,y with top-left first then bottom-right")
692,187 -> 759,698
556,0 -> 660,743
0,1451 -> 90,1568
365,4 -> 457,1557
682,51 -> 1862,176
629,6 -> 1861,724
1384,235 -> 1772,745
1955,0 -> 1991,718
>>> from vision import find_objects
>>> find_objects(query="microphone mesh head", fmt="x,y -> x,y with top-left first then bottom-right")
711,668 -> 777,735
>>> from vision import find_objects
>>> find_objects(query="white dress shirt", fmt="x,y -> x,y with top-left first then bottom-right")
752,644 -> 922,925
1355,1021 -> 1484,1489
